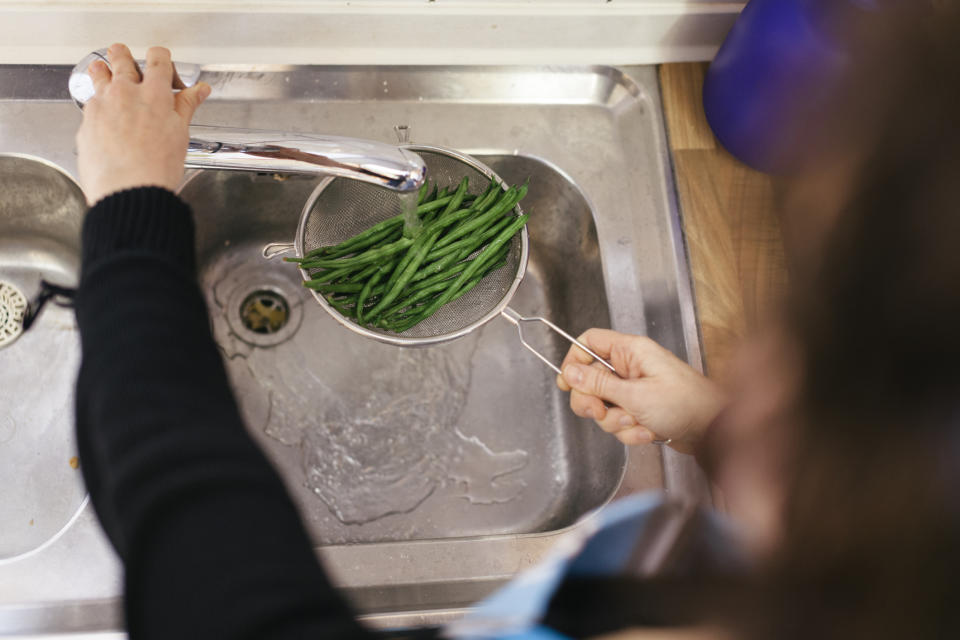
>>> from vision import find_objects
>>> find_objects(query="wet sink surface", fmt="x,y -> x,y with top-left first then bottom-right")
0,64 -> 706,633
0,155 -> 86,561
182,154 -> 622,544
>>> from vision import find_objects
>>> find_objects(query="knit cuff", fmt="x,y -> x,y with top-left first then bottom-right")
82,187 -> 196,278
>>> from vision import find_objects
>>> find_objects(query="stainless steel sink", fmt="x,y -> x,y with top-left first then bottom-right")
0,64 -> 706,636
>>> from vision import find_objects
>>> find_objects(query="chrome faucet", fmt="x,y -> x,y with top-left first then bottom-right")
68,49 -> 426,191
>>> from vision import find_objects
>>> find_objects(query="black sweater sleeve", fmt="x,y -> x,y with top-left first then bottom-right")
74,187 -> 371,640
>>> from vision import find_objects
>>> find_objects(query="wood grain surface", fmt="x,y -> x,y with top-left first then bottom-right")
659,63 -> 788,382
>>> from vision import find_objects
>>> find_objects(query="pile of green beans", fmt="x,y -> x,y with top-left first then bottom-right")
286,177 -> 529,333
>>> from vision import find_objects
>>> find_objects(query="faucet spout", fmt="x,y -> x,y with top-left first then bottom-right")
69,49 -> 426,192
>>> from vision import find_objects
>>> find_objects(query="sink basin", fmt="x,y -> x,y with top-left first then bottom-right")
0,154 -> 86,561
180,153 -> 622,545
0,63 -> 707,635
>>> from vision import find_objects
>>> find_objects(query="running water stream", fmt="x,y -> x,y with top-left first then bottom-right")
399,190 -> 422,238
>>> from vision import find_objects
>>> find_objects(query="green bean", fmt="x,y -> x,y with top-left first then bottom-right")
303,260 -> 369,285
381,200 -> 468,295
471,181 -> 502,214
326,296 -> 358,319
415,194 -> 455,215
312,282 -> 364,294
425,177 -> 468,225
300,219 -> 401,260
406,244 -> 475,285
405,214 -> 528,324
357,261 -> 392,324
379,276 -> 458,322
300,194 -> 453,260
389,258 -> 504,333
320,223 -> 400,260
433,184 -> 525,250
339,262 -> 380,284
381,242 -> 507,331
291,176 -> 528,332
426,214 -> 514,263
304,236 -> 414,270
383,241 -> 509,330
366,227 -> 443,321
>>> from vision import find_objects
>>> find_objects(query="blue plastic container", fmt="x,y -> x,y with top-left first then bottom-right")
703,0 -> 876,173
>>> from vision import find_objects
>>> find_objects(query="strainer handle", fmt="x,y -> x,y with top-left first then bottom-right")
500,307 -> 614,377
500,307 -> 672,446
262,242 -> 295,259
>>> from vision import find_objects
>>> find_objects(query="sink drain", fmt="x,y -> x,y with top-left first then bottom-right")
0,281 -> 27,349
240,290 -> 290,335
220,275 -> 303,349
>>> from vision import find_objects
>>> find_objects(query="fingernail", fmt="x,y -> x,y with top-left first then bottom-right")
198,83 -> 212,99
633,428 -> 654,444
618,415 -> 636,428
584,408 -> 595,420
563,364 -> 583,385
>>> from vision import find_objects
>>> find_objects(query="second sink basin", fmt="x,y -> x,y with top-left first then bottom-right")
0,154 -> 85,561
179,153 -> 625,545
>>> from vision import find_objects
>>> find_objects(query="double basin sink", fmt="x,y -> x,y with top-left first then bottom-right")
0,64 -> 706,634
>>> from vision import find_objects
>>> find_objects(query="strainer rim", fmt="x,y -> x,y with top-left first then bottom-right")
294,143 -> 529,347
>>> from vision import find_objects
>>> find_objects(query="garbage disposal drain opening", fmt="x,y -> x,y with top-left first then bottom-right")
240,289 -> 290,335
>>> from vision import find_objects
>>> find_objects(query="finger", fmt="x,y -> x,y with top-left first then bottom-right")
569,388 -> 607,424
559,328 -> 613,372
574,329 -> 668,379
594,406 -> 639,434
617,426 -> 655,446
561,360 -> 633,408
143,46 -> 173,90
87,59 -> 112,94
173,82 -> 211,124
572,328 -> 622,361
107,43 -> 142,83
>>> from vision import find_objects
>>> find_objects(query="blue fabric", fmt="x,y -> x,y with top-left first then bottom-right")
703,0 -> 860,172
445,492 -> 670,640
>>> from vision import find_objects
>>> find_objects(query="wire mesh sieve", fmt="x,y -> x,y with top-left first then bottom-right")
293,145 -> 528,346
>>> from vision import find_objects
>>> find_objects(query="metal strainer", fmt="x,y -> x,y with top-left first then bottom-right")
263,144 -> 620,379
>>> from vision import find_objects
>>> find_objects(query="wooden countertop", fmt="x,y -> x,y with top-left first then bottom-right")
659,63 -> 788,382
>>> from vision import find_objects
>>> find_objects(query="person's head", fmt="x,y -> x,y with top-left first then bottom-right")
713,5 -> 960,638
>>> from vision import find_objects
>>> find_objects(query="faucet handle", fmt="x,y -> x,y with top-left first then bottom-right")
68,47 -> 203,109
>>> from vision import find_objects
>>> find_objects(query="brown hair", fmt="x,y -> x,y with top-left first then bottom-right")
757,5 -> 960,638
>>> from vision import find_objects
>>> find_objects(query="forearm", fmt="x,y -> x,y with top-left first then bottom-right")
74,188 -> 367,640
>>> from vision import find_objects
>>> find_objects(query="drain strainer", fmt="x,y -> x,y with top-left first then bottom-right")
0,281 -> 28,348
240,290 -> 290,335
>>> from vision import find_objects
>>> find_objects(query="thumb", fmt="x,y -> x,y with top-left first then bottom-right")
562,362 -> 633,407
174,82 -> 211,124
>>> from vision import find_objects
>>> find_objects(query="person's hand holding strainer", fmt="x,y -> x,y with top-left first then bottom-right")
556,329 -> 727,452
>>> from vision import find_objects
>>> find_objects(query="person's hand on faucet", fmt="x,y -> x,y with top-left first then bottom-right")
76,43 -> 211,205
556,329 -> 727,452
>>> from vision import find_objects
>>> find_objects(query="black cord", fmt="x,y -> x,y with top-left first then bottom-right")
21,279 -> 76,331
